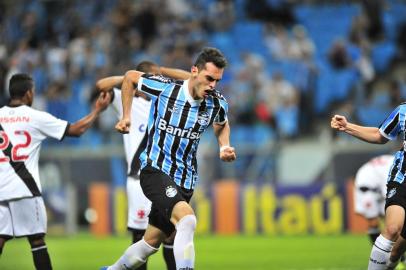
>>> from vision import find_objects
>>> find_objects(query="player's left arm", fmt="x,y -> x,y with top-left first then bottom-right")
213,121 -> 236,162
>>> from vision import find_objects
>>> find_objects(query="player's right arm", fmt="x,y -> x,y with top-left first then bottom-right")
330,114 -> 388,144
115,70 -> 144,134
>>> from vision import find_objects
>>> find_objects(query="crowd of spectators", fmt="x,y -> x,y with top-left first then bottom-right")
0,0 -> 406,145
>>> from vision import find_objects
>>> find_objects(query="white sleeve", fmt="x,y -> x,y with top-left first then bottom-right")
34,111 -> 69,140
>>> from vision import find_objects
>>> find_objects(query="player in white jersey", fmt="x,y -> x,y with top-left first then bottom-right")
0,73 -> 110,270
355,155 -> 394,244
96,61 -> 190,270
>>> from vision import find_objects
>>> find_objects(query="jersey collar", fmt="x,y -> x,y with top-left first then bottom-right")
183,80 -> 203,106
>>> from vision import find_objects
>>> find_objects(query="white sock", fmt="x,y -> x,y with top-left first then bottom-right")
368,235 -> 395,270
108,238 -> 158,270
174,215 -> 197,270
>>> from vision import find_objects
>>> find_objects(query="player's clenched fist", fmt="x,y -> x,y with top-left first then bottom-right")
115,118 -> 131,134
220,146 -> 236,162
331,114 -> 348,131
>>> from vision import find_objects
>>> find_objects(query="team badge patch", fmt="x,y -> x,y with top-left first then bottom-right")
197,111 -> 209,125
166,185 -> 177,197
387,188 -> 397,199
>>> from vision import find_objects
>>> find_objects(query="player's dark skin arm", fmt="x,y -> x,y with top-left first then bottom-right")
66,92 -> 111,137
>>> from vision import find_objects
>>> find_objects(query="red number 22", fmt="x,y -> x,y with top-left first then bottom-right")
0,130 -> 31,162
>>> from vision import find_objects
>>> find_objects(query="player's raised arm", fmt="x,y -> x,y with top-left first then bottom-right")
159,66 -> 191,80
213,121 -> 236,162
95,76 -> 124,92
330,114 -> 388,144
67,92 -> 111,137
115,70 -> 144,134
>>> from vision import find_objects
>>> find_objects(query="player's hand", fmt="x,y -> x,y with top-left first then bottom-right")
331,114 -> 348,131
115,118 -> 131,134
220,146 -> 236,162
94,92 -> 111,112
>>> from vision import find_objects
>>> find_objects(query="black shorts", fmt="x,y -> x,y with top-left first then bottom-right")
385,181 -> 406,238
140,165 -> 193,236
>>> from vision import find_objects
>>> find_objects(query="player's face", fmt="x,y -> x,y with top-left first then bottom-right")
191,62 -> 223,99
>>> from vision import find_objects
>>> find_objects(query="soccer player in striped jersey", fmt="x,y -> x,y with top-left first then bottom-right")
96,61 -> 190,270
0,73 -> 110,270
331,110 -> 406,270
102,47 -> 236,270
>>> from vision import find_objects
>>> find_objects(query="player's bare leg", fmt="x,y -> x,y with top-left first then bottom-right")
368,205 -> 404,270
171,201 -> 196,270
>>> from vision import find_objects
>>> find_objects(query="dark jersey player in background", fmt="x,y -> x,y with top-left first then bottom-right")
102,48 -> 236,270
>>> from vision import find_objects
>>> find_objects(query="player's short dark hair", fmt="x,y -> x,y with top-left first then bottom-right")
194,47 -> 227,70
9,73 -> 34,98
136,61 -> 158,73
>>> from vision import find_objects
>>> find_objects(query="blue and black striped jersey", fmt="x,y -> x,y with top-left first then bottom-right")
137,74 -> 228,190
379,103 -> 406,184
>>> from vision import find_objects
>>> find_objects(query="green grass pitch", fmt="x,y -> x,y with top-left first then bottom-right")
0,233 -> 371,269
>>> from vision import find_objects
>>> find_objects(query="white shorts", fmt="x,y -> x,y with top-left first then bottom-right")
127,177 -> 152,230
0,197 -> 47,237
354,187 -> 385,219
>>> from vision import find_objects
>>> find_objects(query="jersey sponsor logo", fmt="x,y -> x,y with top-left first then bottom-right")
387,188 -> 397,199
158,118 -> 200,139
197,111 -> 209,126
0,116 -> 30,123
165,185 -> 177,197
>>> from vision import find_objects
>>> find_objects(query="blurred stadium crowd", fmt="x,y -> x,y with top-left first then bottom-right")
1,0 -> 406,146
